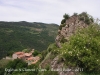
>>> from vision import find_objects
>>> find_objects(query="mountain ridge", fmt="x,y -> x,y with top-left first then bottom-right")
0,21 -> 59,59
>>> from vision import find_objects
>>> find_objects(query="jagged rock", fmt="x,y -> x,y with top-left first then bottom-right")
50,56 -> 78,75
55,15 -> 88,48
51,56 -> 59,68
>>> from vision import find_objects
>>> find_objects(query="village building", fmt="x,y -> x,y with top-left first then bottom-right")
12,49 -> 40,65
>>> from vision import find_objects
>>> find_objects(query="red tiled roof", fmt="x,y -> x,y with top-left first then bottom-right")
13,51 -> 40,64
18,55 -> 25,58
25,53 -> 32,56
27,57 -> 34,60
15,52 -> 24,55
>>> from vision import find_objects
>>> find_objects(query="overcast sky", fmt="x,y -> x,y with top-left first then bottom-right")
0,0 -> 100,24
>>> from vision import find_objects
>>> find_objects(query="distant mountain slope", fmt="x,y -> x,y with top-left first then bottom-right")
0,21 -> 59,59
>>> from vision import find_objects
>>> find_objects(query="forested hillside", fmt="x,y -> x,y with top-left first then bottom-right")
0,12 -> 100,75
0,21 -> 58,59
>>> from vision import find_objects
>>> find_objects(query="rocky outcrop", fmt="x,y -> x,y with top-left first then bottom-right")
50,56 -> 79,75
55,15 -> 88,48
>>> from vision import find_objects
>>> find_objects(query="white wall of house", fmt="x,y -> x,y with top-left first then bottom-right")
12,54 -> 18,59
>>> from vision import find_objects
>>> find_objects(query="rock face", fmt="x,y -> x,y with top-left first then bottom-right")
50,56 -> 79,75
55,16 -> 88,48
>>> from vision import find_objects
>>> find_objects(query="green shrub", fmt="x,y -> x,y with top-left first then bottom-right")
59,24 -> 66,30
59,25 -> 100,73
60,13 -> 70,28
43,71 -> 58,75
32,50 -> 40,56
63,13 -> 70,20
79,12 -> 93,25
73,13 -> 78,16
61,19 -> 66,24
22,49 -> 30,53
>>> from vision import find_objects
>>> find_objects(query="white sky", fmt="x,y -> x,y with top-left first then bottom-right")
0,0 -> 100,24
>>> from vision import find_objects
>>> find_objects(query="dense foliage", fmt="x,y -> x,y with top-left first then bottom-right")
59,12 -> 94,30
58,24 -> 100,73
79,12 -> 94,24
32,50 -> 40,56
0,59 -> 40,75
59,13 -> 70,30
0,58 -> 58,75
0,21 -> 58,59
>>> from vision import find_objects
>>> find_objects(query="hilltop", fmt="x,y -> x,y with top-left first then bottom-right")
40,12 -> 100,75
